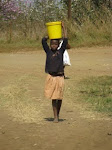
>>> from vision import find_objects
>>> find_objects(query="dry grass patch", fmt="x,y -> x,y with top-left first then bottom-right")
0,75 -> 44,124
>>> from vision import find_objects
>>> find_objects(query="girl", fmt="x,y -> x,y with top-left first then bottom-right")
42,22 -> 68,123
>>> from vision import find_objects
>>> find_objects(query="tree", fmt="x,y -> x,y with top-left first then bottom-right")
60,0 -> 72,20
0,0 -> 23,42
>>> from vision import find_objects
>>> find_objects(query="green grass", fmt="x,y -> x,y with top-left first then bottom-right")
0,39 -> 42,53
78,76 -> 112,113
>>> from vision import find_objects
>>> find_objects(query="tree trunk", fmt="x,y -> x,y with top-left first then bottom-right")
8,20 -> 12,43
68,0 -> 71,20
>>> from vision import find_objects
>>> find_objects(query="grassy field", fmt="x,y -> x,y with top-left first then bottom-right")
78,76 -> 112,113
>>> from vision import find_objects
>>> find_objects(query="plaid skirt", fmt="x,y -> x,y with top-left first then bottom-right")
44,74 -> 64,100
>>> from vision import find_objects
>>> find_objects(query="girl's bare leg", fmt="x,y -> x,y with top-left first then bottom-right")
57,100 -> 62,119
52,100 -> 58,123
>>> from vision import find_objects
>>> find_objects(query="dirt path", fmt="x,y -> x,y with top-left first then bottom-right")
0,46 -> 112,150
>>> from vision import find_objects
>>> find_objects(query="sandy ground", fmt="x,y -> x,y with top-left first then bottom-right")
0,46 -> 112,150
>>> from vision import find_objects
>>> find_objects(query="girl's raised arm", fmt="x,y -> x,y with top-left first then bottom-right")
42,36 -> 49,53
61,22 -> 67,38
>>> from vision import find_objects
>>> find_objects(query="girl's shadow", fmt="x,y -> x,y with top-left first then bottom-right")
44,118 -> 66,122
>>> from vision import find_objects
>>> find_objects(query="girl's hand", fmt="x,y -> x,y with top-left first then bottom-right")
45,35 -> 49,39
61,22 -> 65,28
61,22 -> 67,38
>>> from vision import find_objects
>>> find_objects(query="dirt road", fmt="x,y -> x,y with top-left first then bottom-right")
0,46 -> 112,150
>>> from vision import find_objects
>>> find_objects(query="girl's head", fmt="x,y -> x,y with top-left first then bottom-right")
50,39 -> 59,50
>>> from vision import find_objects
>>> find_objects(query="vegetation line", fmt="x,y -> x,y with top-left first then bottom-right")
0,0 -> 112,51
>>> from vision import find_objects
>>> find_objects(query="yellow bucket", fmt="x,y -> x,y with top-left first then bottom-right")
46,21 -> 62,39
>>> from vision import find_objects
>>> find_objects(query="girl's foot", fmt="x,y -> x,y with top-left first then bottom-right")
53,118 -> 58,123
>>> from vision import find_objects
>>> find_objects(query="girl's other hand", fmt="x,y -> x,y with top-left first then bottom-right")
66,43 -> 71,49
